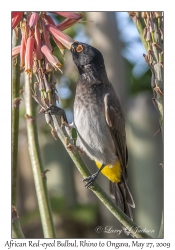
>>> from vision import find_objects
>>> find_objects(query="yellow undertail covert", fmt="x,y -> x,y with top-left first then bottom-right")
95,159 -> 122,183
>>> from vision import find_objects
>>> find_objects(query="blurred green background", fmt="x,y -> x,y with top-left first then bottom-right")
16,12 -> 163,238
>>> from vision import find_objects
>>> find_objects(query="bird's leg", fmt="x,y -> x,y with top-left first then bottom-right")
83,164 -> 106,188
44,105 -> 69,127
45,105 -> 74,149
44,106 -> 84,153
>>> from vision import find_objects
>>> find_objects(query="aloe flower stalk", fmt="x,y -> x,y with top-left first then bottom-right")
11,10 -> 80,133
12,11 -> 79,79
129,12 -> 164,238
11,10 -> 85,239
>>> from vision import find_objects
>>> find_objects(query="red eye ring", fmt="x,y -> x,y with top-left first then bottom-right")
76,44 -> 84,53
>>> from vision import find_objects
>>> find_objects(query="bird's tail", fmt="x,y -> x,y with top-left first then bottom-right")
109,180 -> 135,235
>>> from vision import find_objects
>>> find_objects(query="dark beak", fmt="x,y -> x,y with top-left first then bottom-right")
70,42 -> 77,52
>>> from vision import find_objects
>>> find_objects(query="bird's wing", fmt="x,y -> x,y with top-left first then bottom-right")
105,92 -> 135,210
104,93 -> 128,174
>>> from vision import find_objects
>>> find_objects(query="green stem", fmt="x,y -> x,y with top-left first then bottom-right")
130,12 -> 164,238
156,93 -> 163,141
12,222 -> 25,238
12,31 -> 20,206
158,211 -> 164,238
130,14 -> 148,51
12,206 -> 25,238
52,114 -> 151,239
24,74 -> 56,238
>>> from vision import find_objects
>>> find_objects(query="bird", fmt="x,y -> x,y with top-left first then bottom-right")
70,41 -> 135,233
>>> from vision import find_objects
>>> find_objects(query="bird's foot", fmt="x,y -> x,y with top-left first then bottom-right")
82,172 -> 98,188
44,104 -> 61,114
61,120 -> 71,130
44,105 -> 68,125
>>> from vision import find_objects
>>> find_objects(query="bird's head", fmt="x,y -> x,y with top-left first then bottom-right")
70,42 -> 105,75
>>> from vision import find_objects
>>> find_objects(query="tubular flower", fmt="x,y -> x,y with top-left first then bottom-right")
41,18 -> 52,51
20,20 -> 29,46
43,15 -> 55,26
20,37 -> 26,68
29,12 -> 39,29
12,12 -> 22,19
46,24 -> 74,50
11,11 -> 83,123
49,12 -> 82,20
12,12 -> 23,29
41,45 -> 62,72
25,37 -> 35,74
12,11 -> 82,71
52,36 -> 65,57
35,23 -> 43,60
12,45 -> 21,58
57,18 -> 81,31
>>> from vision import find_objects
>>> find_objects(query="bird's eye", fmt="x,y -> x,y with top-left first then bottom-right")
76,45 -> 84,53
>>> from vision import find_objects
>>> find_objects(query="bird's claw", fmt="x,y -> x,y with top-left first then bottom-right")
82,173 -> 98,188
61,121 -> 70,129
44,105 -> 68,124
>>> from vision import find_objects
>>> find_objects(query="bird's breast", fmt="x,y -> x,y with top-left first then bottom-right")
74,88 -> 117,165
